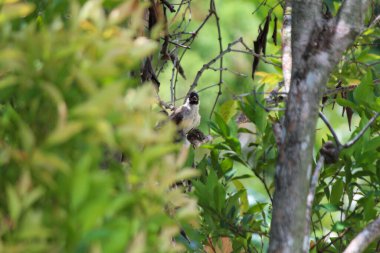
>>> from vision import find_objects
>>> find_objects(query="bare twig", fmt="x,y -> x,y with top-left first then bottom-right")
170,47 -> 178,103
187,38 -> 242,95
208,67 -> 248,77
206,236 -> 217,253
187,37 -> 280,97
319,228 -> 351,252
253,169 -> 273,203
162,38 -> 190,49
161,0 -> 176,13
209,0 -> 224,120
318,112 -> 342,147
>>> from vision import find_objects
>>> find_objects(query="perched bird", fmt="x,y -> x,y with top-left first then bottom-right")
170,91 -> 201,134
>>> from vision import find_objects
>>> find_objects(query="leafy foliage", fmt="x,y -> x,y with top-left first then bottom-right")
0,0 -> 379,253
0,1 -> 197,252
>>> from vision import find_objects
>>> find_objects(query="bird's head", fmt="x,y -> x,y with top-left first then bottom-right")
189,91 -> 199,105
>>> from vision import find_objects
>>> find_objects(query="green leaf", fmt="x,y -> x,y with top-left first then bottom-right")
315,203 -> 340,212
6,185 -> 21,223
335,97 -> 358,111
46,121 -> 84,146
363,136 -> 380,152
218,100 -> 238,123
363,195 -> 376,221
330,179 -> 344,205
233,180 -> 249,212
221,158 -> 233,173
332,221 -> 347,232
354,71 -> 379,110
213,184 -> 226,214
239,86 -> 268,133
23,187 -> 44,209
70,154 -> 92,210
247,202 -> 268,214
214,112 -> 230,137
232,174 -> 252,180
237,127 -> 256,134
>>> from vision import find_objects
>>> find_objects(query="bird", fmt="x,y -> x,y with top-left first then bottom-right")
170,91 -> 201,135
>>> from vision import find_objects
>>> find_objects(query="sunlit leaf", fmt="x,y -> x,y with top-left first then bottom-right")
0,3 -> 35,24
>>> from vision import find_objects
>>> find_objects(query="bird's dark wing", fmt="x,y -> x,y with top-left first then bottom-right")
170,110 -> 184,125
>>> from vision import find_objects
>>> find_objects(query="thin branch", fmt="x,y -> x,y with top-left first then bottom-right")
209,0 -> 224,120
170,47 -> 178,103
319,228 -> 351,252
252,0 -> 267,15
333,0 -> 370,51
318,112 -> 342,147
207,67 -> 248,77
187,38 -> 242,95
161,0 -> 176,12
162,38 -> 190,49
187,37 -> 281,97
281,1 -> 291,92
252,169 -> 273,203
229,49 -> 281,66
342,112 -> 380,149
206,236 -> 217,253
368,14 -> 380,29
304,155 -> 325,252
343,217 -> 380,253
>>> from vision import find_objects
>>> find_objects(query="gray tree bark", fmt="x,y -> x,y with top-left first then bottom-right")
268,1 -> 370,252
343,217 -> 380,253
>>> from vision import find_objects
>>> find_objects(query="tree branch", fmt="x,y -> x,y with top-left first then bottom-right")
281,0 -> 292,92
331,0 -> 370,57
343,217 -> 380,253
187,38 -> 278,98
187,38 -> 242,96
208,0 -> 224,120
342,112 -> 380,149
268,1 -> 371,252
304,155 -> 324,251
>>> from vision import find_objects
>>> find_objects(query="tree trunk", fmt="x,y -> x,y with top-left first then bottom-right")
268,1 -> 370,252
